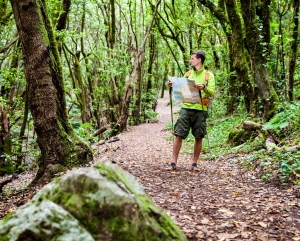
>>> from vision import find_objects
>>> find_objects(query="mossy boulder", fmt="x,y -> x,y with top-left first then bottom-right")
0,200 -> 94,241
228,128 -> 259,146
0,162 -> 186,241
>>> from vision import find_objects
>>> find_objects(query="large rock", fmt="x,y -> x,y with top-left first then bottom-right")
0,200 -> 94,241
0,162 -> 186,241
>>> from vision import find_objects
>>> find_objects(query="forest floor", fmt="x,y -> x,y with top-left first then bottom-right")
1,95 -> 300,241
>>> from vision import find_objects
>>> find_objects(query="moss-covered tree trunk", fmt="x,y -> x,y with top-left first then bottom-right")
198,0 -> 255,115
0,103 -> 13,175
112,55 -> 140,135
10,0 -> 92,184
240,0 -> 278,120
288,0 -> 299,101
225,0 -> 256,115
74,51 -> 91,123
0,0 -> 12,28
132,60 -> 143,125
55,0 -> 71,54
16,91 -> 29,170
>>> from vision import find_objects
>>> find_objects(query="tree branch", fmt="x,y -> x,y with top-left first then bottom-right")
0,36 -> 19,54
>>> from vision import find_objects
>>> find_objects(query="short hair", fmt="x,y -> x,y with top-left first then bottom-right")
191,50 -> 206,64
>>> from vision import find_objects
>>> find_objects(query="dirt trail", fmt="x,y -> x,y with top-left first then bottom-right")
1,95 -> 299,240
96,95 -> 300,241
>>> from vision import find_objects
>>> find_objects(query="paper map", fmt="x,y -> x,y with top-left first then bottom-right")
168,76 -> 200,103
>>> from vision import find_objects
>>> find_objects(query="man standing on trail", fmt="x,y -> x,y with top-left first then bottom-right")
166,50 -> 215,171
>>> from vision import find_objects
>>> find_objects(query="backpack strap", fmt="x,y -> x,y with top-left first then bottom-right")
186,70 -> 209,81
205,71 -> 210,87
185,70 -> 192,78
199,71 -> 212,108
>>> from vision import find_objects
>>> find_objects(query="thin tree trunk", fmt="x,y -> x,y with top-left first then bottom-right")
16,90 -> 28,169
288,0 -> 299,101
55,0 -> 71,54
0,103 -> 12,175
112,0 -> 161,135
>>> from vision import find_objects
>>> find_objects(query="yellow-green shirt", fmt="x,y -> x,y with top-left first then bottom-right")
182,67 -> 215,111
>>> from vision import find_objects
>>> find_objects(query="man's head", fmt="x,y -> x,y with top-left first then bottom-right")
191,50 -> 206,65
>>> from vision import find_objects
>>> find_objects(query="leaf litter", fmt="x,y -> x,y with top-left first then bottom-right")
1,95 -> 300,240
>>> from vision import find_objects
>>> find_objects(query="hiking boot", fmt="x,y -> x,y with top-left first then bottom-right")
191,163 -> 200,171
166,162 -> 177,171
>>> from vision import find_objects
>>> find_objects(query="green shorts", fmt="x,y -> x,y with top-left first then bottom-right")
174,108 -> 208,139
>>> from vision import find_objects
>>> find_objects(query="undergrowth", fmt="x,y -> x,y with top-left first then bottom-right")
166,99 -> 300,185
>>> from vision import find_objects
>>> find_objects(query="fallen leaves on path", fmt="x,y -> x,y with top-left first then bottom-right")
1,95 -> 300,241
94,95 -> 300,240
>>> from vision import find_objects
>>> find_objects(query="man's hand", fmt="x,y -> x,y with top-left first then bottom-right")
195,84 -> 206,90
168,81 -> 173,88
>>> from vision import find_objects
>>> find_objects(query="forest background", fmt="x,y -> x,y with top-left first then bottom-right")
0,0 -> 300,186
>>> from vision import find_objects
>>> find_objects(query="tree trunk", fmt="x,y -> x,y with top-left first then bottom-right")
0,103 -> 13,175
225,0 -> 255,114
198,0 -> 255,115
240,0 -> 279,120
16,90 -> 29,170
288,0 -> 299,101
55,0 -> 71,31
111,0 -> 161,135
10,0 -> 92,184
132,59 -> 143,125
55,0 -> 71,54
63,44 -> 90,123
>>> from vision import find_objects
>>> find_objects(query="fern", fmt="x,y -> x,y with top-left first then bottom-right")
262,102 -> 300,137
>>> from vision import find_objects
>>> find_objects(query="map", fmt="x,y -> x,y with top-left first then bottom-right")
168,76 -> 200,103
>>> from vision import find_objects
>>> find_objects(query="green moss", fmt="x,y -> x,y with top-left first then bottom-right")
264,87 -> 279,121
228,128 -> 257,146
52,164 -> 67,174
0,211 -> 14,225
295,137 -> 300,145
30,164 -> 186,240
3,137 -> 12,155
54,119 -> 92,170
0,236 -> 9,241
0,158 -> 14,175
92,163 -> 186,240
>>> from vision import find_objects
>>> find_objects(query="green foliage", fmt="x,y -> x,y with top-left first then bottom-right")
128,90 -> 160,124
0,154 -> 14,175
103,130 -> 112,140
165,122 -> 173,132
73,123 -> 98,144
166,110 -> 247,158
2,0 -> 300,186
231,101 -> 300,183
240,148 -> 300,184
144,109 -> 159,121
165,95 -> 300,184
262,102 -> 300,137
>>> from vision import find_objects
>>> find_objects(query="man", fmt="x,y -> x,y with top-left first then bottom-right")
167,50 -> 215,171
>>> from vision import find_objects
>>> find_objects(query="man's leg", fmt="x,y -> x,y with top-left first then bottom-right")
172,135 -> 183,164
192,138 -> 202,164
166,135 -> 183,171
